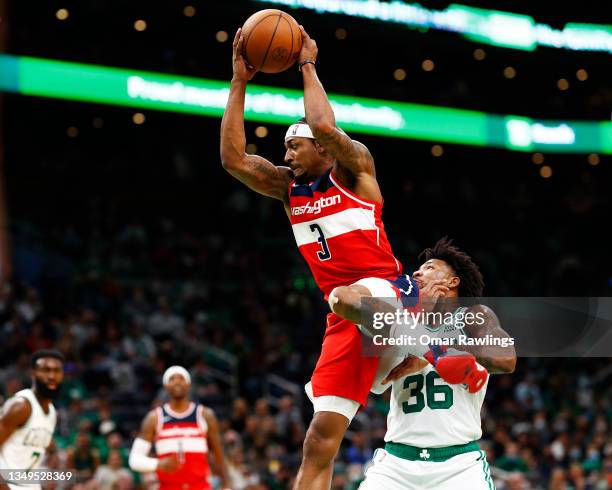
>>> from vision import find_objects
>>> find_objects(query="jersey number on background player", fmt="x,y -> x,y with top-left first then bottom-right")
28,451 -> 41,470
310,224 -> 331,261
402,372 -> 454,413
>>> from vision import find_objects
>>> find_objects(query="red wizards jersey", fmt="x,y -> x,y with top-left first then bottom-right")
289,168 -> 402,296
155,402 -> 210,490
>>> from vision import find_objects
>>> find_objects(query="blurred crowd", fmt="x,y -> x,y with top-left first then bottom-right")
1,213 -> 610,489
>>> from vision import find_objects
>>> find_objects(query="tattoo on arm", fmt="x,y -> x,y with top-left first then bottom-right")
463,305 -> 516,374
225,155 -> 293,201
315,128 -> 373,176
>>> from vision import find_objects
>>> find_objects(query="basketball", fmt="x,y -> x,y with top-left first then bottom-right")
241,9 -> 302,74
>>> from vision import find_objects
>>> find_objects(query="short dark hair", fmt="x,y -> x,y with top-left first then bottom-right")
419,237 -> 484,297
31,350 -> 65,368
296,117 -> 308,125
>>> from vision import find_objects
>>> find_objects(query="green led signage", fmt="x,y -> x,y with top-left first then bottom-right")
1,55 -> 610,154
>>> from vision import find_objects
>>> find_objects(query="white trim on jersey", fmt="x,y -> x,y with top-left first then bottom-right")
158,427 -> 203,438
163,402 -> 195,419
328,172 -> 376,209
155,407 -> 164,434
155,437 -> 208,455
196,405 -> 208,433
328,172 -> 381,246
292,208 -> 377,247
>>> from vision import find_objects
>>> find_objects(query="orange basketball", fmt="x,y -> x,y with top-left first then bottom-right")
241,9 -> 303,74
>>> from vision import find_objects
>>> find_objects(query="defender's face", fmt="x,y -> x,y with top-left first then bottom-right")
165,374 -> 190,398
284,137 -> 322,182
32,357 -> 64,396
412,259 -> 455,290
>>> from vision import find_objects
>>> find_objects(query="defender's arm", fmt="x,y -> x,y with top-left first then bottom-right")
462,305 -> 516,374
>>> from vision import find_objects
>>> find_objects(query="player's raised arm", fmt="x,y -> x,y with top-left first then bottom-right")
220,29 -> 294,202
298,26 -> 379,199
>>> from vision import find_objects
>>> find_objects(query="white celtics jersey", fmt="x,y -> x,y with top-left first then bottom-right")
0,389 -> 56,471
385,363 -> 488,447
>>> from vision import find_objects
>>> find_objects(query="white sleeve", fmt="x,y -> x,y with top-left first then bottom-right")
370,348 -> 403,394
128,438 -> 159,472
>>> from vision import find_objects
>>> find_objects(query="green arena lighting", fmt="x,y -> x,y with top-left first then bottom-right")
0,55 -> 610,154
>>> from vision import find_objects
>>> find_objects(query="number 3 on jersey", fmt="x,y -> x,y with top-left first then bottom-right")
310,224 -> 331,261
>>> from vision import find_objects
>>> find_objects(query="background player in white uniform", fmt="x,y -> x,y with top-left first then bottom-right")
0,350 -> 64,490
358,238 -> 517,489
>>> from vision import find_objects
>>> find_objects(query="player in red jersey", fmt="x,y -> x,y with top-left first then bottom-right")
128,366 -> 231,490
220,26 -> 486,490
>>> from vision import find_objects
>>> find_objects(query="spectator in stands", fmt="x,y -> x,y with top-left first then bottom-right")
147,295 -> 184,340
274,395 -> 305,452
93,449 -> 134,490
67,431 -> 100,483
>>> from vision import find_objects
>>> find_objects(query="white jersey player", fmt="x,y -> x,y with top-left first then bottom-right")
361,362 -> 493,489
355,238 -> 516,489
0,351 -> 64,490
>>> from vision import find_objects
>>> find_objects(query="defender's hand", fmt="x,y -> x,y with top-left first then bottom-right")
382,356 -> 428,384
232,28 -> 258,82
298,26 -> 318,64
418,279 -> 450,313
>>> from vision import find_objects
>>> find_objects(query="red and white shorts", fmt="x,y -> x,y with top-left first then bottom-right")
307,275 -> 418,421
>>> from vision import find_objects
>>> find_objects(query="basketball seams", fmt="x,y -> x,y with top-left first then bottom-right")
279,15 -> 294,71
242,10 -> 302,73
243,13 -> 279,69
259,12 -> 283,71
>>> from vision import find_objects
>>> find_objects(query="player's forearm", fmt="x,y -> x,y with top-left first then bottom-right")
128,438 -> 158,472
220,79 -> 249,170
463,348 -> 516,374
462,320 -> 516,374
218,461 -> 231,488
301,64 -> 336,137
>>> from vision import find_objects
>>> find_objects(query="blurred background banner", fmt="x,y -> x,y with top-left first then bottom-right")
1,54 -> 610,153
256,0 -> 612,52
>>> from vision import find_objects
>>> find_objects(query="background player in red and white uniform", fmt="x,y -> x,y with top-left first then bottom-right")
128,366 -> 231,490
220,25 -> 485,490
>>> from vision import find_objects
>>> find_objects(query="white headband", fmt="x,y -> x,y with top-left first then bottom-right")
162,366 -> 191,386
285,123 -> 314,141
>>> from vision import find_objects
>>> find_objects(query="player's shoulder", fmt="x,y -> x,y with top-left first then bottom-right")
142,407 -> 160,426
0,395 -> 32,425
351,139 -> 372,156
465,304 -> 498,320
198,404 -> 215,419
197,404 -> 219,425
